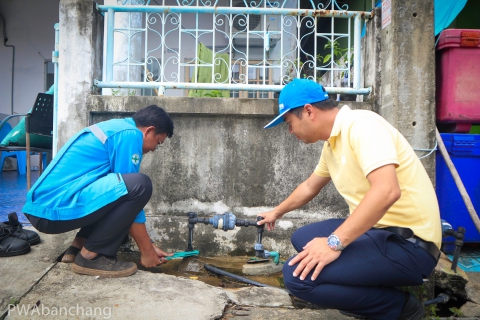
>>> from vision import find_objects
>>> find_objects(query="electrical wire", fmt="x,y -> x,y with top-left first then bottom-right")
414,140 -> 438,159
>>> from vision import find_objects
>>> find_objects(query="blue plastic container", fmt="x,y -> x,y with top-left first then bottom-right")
436,133 -> 480,251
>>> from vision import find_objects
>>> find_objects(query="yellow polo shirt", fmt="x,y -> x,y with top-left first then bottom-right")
314,106 -> 441,248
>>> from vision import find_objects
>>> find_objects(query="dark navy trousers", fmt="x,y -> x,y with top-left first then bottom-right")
283,219 -> 437,320
26,173 -> 152,256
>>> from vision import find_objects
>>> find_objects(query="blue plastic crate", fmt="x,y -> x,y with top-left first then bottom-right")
436,133 -> 480,249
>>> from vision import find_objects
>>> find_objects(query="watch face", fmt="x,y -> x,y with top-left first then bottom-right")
327,235 -> 338,248
327,234 -> 342,250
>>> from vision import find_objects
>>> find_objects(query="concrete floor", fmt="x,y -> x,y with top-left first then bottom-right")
1,170 -> 480,319
0,232 -> 352,320
0,171 -> 353,320
0,171 -> 38,225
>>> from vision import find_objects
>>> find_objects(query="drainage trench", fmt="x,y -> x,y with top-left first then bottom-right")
117,252 -> 286,289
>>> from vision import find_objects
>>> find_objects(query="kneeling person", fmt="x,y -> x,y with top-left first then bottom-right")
259,79 -> 441,320
23,105 -> 174,278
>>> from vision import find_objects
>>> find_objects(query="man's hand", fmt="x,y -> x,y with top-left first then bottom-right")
130,223 -> 172,268
257,211 -> 283,231
288,237 -> 341,281
257,174 -> 330,231
140,249 -> 165,268
152,242 -> 173,259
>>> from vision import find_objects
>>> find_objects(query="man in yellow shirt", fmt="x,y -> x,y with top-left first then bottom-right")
259,79 -> 441,320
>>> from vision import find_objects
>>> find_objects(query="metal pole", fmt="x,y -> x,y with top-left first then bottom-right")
97,5 -> 372,18
26,114 -> 31,190
94,79 -> 372,95
353,14 -> 361,90
106,8 -> 115,82
52,23 -> 59,156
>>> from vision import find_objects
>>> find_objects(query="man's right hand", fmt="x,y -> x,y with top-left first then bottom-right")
130,223 -> 168,268
257,211 -> 283,231
140,249 -> 165,268
257,174 -> 330,231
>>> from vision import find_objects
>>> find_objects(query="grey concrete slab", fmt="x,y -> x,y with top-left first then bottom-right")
222,305 -> 352,320
5,264 -> 229,320
463,272 -> 480,317
242,261 -> 283,276
466,272 -> 480,304
4,261 -> 357,320
0,229 -> 75,312
3,233 -> 480,320
224,287 -> 293,308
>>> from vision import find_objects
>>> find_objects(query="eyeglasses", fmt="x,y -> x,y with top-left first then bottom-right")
155,134 -> 165,150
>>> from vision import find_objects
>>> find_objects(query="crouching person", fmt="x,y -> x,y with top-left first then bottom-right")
258,79 -> 441,320
23,105 -> 174,278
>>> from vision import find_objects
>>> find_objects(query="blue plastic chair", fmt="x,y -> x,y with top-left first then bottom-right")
1,94 -> 53,189
0,121 -> 27,174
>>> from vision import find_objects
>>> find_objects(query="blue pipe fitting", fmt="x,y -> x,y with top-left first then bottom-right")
441,219 -> 453,238
268,251 -> 280,265
209,212 -> 236,231
252,249 -> 279,264
254,243 -> 264,251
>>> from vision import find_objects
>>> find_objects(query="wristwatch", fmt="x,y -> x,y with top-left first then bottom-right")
327,233 -> 345,251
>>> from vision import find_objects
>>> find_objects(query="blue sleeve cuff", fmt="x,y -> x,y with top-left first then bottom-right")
133,210 -> 146,224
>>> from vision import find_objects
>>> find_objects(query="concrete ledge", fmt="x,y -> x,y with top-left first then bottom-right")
87,95 -> 374,118
87,95 -> 278,117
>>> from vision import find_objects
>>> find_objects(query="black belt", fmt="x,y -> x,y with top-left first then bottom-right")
384,227 -> 440,261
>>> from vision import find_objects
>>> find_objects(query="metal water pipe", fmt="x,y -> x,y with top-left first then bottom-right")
0,13 -> 15,115
52,23 -> 59,156
441,220 -> 466,273
186,212 -> 278,261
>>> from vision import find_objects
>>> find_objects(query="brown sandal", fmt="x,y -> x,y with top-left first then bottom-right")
61,246 -> 81,263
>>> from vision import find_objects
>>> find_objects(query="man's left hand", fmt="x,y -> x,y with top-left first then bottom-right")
289,237 -> 341,281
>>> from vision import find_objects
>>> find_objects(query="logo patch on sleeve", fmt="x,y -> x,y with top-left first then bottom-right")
131,154 -> 140,165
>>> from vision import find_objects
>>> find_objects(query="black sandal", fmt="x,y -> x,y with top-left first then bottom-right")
61,246 -> 81,263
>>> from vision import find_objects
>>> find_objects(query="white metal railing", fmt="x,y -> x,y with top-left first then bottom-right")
95,0 -> 372,97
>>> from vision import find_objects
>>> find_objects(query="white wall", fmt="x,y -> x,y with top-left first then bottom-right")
0,0 -> 59,116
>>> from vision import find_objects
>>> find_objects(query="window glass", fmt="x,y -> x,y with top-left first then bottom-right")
45,61 -> 54,91
185,60 -> 274,98
141,59 -> 161,96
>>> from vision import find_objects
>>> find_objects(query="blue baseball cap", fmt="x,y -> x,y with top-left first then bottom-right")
264,78 -> 330,129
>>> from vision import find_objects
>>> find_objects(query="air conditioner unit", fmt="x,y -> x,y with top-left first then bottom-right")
225,1 -> 281,48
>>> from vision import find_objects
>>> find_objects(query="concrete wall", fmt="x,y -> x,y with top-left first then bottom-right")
55,0 -> 436,258
0,0 -> 59,116
84,97 -> 375,256
380,0 -> 436,181
57,0 -> 103,142
54,0 -> 370,257
361,7 -> 382,112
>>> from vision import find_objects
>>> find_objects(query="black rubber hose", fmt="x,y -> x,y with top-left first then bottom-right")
204,264 -> 273,288
423,293 -> 450,306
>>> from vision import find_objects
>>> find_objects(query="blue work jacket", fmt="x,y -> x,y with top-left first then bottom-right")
23,118 -> 146,223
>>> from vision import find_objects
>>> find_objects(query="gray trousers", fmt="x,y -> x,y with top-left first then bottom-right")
26,173 -> 152,256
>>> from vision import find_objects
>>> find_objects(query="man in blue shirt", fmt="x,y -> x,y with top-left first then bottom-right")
23,105 -> 174,278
